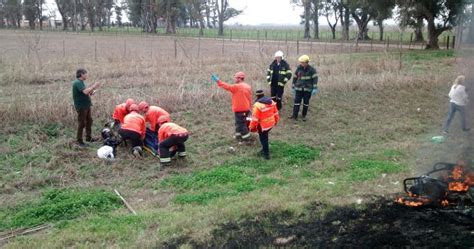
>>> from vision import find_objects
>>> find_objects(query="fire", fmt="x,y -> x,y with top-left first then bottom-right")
451,166 -> 464,180
395,196 -> 430,207
441,199 -> 449,207
447,165 -> 471,192
448,182 -> 469,192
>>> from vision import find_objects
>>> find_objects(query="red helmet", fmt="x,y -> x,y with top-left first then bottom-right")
129,104 -> 139,112
157,115 -> 171,125
125,98 -> 135,111
234,71 -> 246,80
138,101 -> 149,113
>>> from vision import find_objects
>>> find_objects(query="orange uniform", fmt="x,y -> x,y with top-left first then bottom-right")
158,122 -> 188,142
145,106 -> 170,132
121,112 -> 146,139
112,103 -> 128,124
217,80 -> 252,112
249,97 -> 279,132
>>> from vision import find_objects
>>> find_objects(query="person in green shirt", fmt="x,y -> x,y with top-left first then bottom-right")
72,69 -> 101,147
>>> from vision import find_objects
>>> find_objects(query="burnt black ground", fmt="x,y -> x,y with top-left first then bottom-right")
163,197 -> 474,248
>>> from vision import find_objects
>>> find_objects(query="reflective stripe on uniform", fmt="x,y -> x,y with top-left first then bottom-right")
178,152 -> 186,157
278,82 -> 285,87
294,103 -> 301,106
300,76 -> 312,80
241,133 -> 251,139
312,74 -> 318,78
160,157 -> 171,163
303,104 -> 309,107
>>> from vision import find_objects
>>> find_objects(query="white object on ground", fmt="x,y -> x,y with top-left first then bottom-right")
97,145 -> 114,159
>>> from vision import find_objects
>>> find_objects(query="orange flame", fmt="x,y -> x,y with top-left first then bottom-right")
448,182 -> 469,192
441,199 -> 449,207
395,196 -> 430,207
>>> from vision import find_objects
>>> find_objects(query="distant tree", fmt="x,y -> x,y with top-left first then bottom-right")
345,0 -> 379,40
115,4 -> 122,27
24,0 -> 40,29
4,0 -> 21,27
398,4 -> 425,42
398,0 -> 467,49
339,0 -> 350,40
291,0 -> 312,38
0,0 -> 5,28
214,0 -> 241,36
372,0 -> 395,41
83,0 -> 96,31
321,0 -> 340,39
55,0 -> 72,30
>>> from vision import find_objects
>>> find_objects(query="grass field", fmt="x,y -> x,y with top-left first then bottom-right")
0,29 -> 471,247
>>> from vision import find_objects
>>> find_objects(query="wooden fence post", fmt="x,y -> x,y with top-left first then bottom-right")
446,36 -> 450,50
409,33 -> 413,50
452,36 -> 456,49
174,38 -> 177,59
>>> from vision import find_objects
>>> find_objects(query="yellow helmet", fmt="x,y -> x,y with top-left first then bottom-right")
298,55 -> 310,63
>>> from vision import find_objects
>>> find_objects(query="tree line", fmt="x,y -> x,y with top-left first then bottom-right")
1,0 -> 474,49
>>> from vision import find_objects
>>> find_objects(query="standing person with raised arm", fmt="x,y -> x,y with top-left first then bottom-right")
211,71 -> 253,140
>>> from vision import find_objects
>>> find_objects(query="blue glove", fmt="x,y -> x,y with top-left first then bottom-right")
211,74 -> 219,83
311,87 -> 319,96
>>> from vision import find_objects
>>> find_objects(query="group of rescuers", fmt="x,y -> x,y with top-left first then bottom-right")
72,52 -> 318,164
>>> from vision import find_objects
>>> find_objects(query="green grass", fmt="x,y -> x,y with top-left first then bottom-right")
0,188 -> 122,230
348,159 -> 405,182
158,141 -> 318,205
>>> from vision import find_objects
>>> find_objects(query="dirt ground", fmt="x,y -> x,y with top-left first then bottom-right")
164,197 -> 474,248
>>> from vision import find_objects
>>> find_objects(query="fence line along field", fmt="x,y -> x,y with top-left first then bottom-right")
0,29 -> 471,247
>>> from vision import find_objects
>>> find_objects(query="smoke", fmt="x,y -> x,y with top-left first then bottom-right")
415,48 -> 474,175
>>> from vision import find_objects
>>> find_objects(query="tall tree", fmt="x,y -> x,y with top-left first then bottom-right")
215,0 -> 241,36
398,0 -> 467,49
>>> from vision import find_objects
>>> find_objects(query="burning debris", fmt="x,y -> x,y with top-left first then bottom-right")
396,162 -> 474,207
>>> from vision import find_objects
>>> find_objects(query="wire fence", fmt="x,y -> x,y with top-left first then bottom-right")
0,29 -> 457,67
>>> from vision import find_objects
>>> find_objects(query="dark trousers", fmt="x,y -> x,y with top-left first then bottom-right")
292,90 -> 312,119
118,129 -> 143,147
443,102 -> 468,132
234,111 -> 250,137
159,134 -> 188,159
258,128 -> 271,157
271,85 -> 284,110
76,107 -> 92,143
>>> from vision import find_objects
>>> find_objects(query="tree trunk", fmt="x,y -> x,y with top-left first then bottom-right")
38,0 -> 43,30
312,0 -> 319,39
378,21 -> 384,41
426,16 -> 439,49
467,4 -> 474,43
303,0 -> 311,38
218,18 -> 224,36
331,26 -> 336,39
341,5 -> 349,40
414,17 -> 424,42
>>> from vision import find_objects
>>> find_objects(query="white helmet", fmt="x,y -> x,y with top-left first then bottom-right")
97,145 -> 114,159
274,50 -> 284,58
